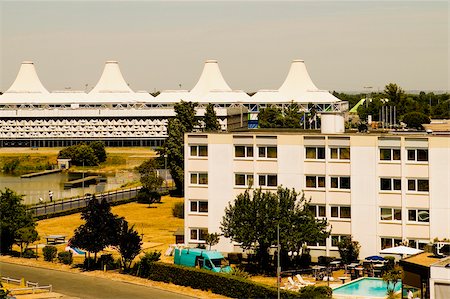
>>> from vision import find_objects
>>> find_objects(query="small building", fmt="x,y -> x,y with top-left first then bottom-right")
173,227 -> 185,244
400,252 -> 450,299
57,158 -> 71,169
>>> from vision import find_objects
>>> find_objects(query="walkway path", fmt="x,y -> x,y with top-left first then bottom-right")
0,262 -> 195,299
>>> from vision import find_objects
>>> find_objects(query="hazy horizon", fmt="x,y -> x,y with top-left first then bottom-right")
1,1 -> 448,93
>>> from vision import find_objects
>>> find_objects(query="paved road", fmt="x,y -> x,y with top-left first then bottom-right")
0,262 -> 195,299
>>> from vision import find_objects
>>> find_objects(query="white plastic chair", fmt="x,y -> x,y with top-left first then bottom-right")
295,274 -> 315,286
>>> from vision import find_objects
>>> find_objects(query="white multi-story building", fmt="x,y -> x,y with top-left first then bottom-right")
184,130 -> 450,259
0,59 -> 346,146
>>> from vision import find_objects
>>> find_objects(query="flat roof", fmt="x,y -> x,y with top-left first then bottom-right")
402,252 -> 442,267
187,129 -> 449,138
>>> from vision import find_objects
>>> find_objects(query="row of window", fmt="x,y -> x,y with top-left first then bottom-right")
380,208 -> 430,223
308,235 -> 429,250
306,176 -> 351,189
189,145 -> 429,163
380,148 -> 428,162
309,205 -> 351,219
189,228 -> 430,250
380,178 -> 429,192
309,205 -> 430,223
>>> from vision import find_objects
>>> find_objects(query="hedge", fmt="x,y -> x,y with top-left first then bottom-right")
134,262 -> 332,299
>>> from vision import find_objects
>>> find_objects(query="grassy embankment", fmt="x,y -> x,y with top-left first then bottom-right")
35,196 -> 183,264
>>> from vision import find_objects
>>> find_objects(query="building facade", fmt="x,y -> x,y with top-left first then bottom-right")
184,131 -> 450,259
0,60 -> 346,146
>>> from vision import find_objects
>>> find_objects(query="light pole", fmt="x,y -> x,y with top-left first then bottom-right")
277,222 -> 280,299
82,160 -> 85,196
164,154 -> 168,189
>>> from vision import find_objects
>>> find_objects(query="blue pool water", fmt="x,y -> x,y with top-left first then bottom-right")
333,278 -> 402,297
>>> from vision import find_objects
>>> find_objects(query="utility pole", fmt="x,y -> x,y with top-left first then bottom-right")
277,221 -> 280,299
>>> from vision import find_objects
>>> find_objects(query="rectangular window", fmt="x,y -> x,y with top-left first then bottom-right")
190,201 -> 208,213
408,209 -> 430,223
309,205 -> 326,218
305,175 -> 325,188
330,206 -> 351,219
306,147 -> 325,160
235,146 -> 254,158
407,149 -> 428,162
190,173 -> 208,185
381,237 -> 402,249
235,173 -> 254,187
380,178 -> 401,191
330,147 -> 350,160
407,179 -> 429,192
258,174 -> 277,187
190,145 -> 208,157
380,148 -> 401,161
330,176 -> 351,190
380,208 -> 402,221
190,228 -> 208,241
331,235 -> 350,247
258,146 -> 277,159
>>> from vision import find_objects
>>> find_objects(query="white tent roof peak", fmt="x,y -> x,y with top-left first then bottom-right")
89,60 -> 134,94
5,61 -> 49,94
278,59 -> 319,95
189,59 -> 231,97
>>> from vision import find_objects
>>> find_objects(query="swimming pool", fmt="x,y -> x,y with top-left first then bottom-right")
333,277 -> 402,297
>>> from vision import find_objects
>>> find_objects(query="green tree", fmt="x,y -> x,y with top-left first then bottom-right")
158,101 -> 199,195
70,196 -> 122,263
115,219 -> 142,272
204,103 -> 220,131
258,106 -> 283,128
283,103 -> 302,128
382,265 -> 402,299
174,100 -> 198,132
337,236 -> 360,265
89,141 -> 107,163
0,188 -> 38,253
58,143 -> 99,166
384,83 -> 405,106
221,187 -> 330,272
15,226 -> 39,255
135,159 -> 164,203
205,232 -> 220,250
402,112 -> 430,130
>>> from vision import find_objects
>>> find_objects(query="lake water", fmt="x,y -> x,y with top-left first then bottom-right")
0,171 -> 138,205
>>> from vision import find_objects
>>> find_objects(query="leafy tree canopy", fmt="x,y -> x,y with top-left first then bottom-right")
401,112 -> 431,130
337,236 -> 360,264
204,103 -> 220,131
221,187 -> 330,271
0,188 -> 38,253
58,142 -> 107,166
115,220 -> 142,272
70,196 -> 122,260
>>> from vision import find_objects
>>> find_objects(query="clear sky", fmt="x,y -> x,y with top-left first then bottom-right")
1,1 -> 448,93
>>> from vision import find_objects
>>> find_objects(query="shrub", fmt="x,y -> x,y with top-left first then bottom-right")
133,261 -> 331,298
133,251 -> 161,277
229,267 -> 250,279
172,202 -> 184,219
22,248 -> 37,259
43,246 -> 57,262
318,256 -> 334,266
299,285 -> 333,299
136,189 -> 162,204
83,257 -> 98,270
298,253 -> 312,269
57,251 -> 73,265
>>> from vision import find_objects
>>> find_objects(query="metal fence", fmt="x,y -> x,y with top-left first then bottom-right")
26,187 -> 142,217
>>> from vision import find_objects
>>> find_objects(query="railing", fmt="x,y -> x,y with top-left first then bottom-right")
26,186 -> 143,217
1,276 -> 52,294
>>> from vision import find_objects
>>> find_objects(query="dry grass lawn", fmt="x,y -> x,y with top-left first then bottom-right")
36,196 -> 184,261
